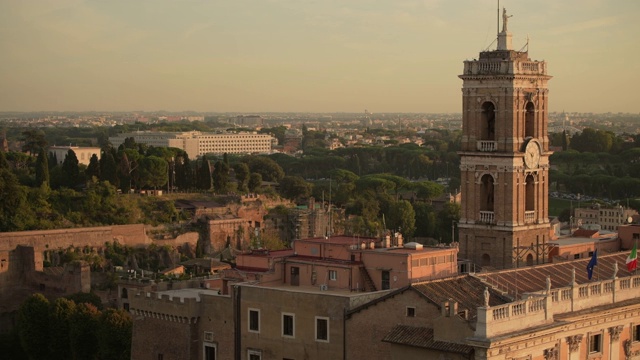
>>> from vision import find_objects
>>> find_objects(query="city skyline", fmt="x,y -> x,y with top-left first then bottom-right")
1,0 -> 638,114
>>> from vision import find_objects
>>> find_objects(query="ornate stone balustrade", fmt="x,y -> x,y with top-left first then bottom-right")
479,211 -> 495,224
524,211 -> 535,224
462,59 -> 547,76
477,140 -> 497,152
475,274 -> 640,338
476,296 -> 550,338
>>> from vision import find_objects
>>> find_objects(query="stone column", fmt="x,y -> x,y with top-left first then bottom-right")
566,334 -> 583,360
608,325 -> 623,359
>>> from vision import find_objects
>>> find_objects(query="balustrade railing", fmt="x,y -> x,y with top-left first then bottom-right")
479,211 -> 495,224
477,140 -> 497,152
524,211 -> 535,224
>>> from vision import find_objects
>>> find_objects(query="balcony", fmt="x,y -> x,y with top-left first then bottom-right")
477,141 -> 497,152
524,211 -> 535,224
479,211 -> 495,224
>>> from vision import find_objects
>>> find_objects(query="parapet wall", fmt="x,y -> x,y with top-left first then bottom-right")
0,224 -> 150,253
475,273 -> 640,338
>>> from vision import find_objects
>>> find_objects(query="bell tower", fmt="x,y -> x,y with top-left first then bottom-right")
458,9 -> 552,270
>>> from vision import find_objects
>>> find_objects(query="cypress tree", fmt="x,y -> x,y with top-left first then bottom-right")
99,151 -> 119,188
198,156 -> 212,191
85,154 -> 100,180
61,149 -> 80,188
35,148 -> 50,188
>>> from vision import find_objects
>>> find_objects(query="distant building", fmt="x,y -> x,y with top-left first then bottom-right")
49,146 -> 101,166
575,204 -> 638,231
236,115 -> 264,127
109,131 -> 274,159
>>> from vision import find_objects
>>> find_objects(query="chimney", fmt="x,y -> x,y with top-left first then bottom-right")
449,301 -> 458,317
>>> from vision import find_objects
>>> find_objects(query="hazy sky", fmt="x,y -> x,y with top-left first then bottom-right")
1,0 -> 638,113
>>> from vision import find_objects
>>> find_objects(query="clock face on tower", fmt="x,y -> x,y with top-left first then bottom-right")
524,140 -> 541,169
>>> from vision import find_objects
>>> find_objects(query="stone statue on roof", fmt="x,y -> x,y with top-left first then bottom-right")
613,262 -> 619,279
483,287 -> 490,307
546,276 -> 551,294
502,8 -> 513,32
571,267 -> 576,284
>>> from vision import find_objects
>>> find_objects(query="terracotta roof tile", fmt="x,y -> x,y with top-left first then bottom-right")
382,325 -> 473,354
412,275 -> 510,320
476,252 -> 633,299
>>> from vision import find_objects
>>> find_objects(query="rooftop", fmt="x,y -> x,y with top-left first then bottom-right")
476,251 -> 634,297
383,325 -> 473,355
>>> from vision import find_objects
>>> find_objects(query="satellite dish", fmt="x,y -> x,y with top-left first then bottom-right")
627,216 -> 633,224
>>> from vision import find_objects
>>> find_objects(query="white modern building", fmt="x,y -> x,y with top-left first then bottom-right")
49,146 -> 101,166
109,131 -> 275,159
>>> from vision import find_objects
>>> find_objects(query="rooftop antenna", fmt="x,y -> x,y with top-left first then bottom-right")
517,34 -> 529,52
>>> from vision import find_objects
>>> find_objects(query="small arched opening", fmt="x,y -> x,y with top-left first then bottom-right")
121,287 -> 128,299
481,102 -> 496,141
481,254 -> 491,267
526,253 -> 534,266
525,102 -> 535,138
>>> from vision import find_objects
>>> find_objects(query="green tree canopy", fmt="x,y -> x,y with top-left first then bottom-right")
48,297 -> 76,360
233,162 -> 250,192
98,309 -> 132,360
138,156 -> 168,189
387,200 -> 416,238
243,155 -> 284,182
248,172 -> 262,193
17,293 -> 50,360
21,129 -> 47,156
278,175 -> 312,201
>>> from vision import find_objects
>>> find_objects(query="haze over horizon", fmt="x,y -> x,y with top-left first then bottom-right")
1,0 -> 638,114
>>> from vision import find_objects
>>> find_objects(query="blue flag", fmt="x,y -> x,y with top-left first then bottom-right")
587,249 -> 598,280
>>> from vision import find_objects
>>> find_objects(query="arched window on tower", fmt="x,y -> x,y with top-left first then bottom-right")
525,174 -> 535,224
481,102 -> 496,141
480,174 -> 495,212
525,174 -> 535,212
524,102 -> 535,139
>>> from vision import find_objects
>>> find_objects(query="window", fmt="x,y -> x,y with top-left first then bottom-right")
248,309 -> 260,333
633,324 -> 640,342
574,254 -> 580,259
204,345 -> 216,360
282,313 -> 295,337
589,332 -> 602,353
158,355 -> 163,360
315,317 -> 329,342
247,349 -> 261,360
381,271 -> 390,290
329,270 -> 337,281
406,307 -> 416,317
